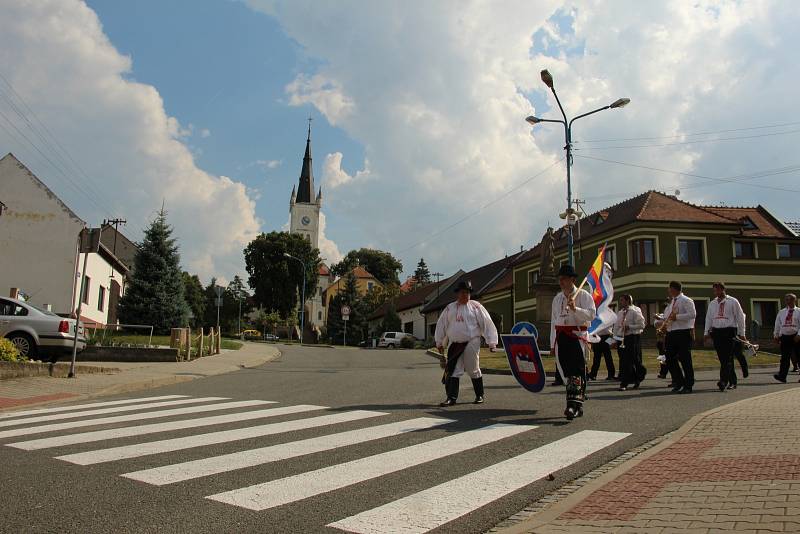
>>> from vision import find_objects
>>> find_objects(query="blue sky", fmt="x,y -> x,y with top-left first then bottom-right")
2,1 -> 799,283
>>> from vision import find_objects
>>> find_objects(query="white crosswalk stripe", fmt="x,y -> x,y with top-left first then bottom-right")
121,416 -> 454,485
327,430 -> 630,534
9,404 -> 327,451
205,423 -> 537,511
0,396 -> 189,420
0,399 -> 273,439
0,396 -> 228,428
56,410 -> 388,465
3,394 -> 633,533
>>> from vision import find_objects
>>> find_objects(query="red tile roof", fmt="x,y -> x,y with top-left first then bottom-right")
351,266 -> 376,279
702,206 -> 795,238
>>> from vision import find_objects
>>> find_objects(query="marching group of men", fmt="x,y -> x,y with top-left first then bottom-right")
435,265 -> 800,421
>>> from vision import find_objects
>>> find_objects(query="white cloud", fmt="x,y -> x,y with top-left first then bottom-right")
322,152 -> 370,189
317,212 -> 343,264
248,0 -> 800,278
199,128 -> 211,138
256,159 -> 282,169
0,0 -> 261,282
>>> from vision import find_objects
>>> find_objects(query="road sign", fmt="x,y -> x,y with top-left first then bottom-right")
214,286 -> 225,298
341,305 -> 351,322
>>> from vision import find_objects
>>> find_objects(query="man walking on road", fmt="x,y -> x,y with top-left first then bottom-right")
588,323 -> 616,381
612,294 -> 646,391
704,282 -> 746,391
435,280 -> 498,406
773,293 -> 800,383
662,281 -> 697,394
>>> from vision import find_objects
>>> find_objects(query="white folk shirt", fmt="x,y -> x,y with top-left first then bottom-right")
774,306 -> 800,337
662,293 -> 697,332
549,287 -> 596,349
434,299 -> 499,347
705,295 -> 745,336
613,305 -> 646,337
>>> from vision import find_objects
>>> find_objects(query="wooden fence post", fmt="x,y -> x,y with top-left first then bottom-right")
185,327 -> 191,361
197,327 -> 203,359
216,327 -> 221,354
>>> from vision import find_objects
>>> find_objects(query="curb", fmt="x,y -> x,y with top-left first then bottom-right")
495,385 -> 800,534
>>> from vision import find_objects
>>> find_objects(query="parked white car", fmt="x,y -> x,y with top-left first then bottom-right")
0,297 -> 86,359
378,331 -> 414,349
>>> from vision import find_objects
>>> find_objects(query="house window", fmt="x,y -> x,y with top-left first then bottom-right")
678,239 -> 704,266
740,217 -> 757,230
629,239 -> 655,266
734,241 -> 755,259
603,246 -> 616,270
752,300 -> 778,332
403,321 -> 413,334
318,311 -> 322,320
778,243 -> 800,259
98,286 -> 106,312
82,276 -> 91,305
528,270 -> 539,289
367,282 -> 374,291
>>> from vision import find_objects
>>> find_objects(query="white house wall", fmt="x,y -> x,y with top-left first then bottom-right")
72,251 -> 125,326
398,307 -> 426,340
0,155 -> 84,314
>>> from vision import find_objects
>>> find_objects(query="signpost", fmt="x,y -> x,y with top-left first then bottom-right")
341,305 -> 351,346
69,227 -> 102,378
214,285 -> 224,330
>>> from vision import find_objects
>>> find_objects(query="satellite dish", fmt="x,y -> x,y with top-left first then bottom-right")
674,189 -> 681,197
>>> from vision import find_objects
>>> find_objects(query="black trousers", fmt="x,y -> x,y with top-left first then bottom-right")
711,327 -> 737,386
732,339 -> 748,377
557,332 -> 587,406
665,329 -> 694,388
778,334 -> 800,379
619,334 -> 645,387
590,335 -> 616,379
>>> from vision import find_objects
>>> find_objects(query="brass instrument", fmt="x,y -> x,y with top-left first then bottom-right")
656,310 -> 677,336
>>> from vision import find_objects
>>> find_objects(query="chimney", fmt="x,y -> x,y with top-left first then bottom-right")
9,288 -> 20,299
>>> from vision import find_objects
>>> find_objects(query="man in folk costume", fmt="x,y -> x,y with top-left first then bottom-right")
612,294 -> 646,391
704,282 -> 746,391
436,280 -> 499,406
662,281 -> 697,394
588,323 -> 616,381
773,293 -> 800,383
550,264 -> 596,420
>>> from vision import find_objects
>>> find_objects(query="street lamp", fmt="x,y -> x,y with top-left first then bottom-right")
284,252 -> 306,344
526,69 -> 630,266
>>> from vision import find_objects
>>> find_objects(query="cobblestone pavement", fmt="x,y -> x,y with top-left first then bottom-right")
0,342 -> 280,411
505,387 -> 800,534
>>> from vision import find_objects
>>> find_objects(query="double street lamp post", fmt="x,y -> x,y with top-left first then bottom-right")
284,252 -> 306,344
526,69 -> 630,266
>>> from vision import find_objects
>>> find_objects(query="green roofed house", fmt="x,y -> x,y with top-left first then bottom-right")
512,191 -> 800,344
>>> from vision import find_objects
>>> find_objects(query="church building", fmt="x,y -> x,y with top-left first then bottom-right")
288,123 -> 332,339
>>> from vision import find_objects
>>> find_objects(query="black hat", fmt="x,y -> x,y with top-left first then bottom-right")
454,280 -> 473,293
557,264 -> 578,278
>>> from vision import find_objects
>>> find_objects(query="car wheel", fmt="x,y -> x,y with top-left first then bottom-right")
8,333 -> 37,359
388,343 -> 395,349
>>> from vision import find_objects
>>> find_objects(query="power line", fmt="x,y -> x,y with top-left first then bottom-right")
573,128 -> 800,150
395,158 -> 564,255
573,154 -> 800,200
575,120 -> 800,143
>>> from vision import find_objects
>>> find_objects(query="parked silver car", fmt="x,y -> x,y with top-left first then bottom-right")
0,297 -> 86,359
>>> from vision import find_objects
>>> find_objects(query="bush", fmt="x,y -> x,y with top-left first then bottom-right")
0,338 -> 22,362
400,336 -> 415,349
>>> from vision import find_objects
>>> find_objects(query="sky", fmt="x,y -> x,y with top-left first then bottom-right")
1,0 -> 799,285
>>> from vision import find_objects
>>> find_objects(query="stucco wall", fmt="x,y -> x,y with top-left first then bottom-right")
73,251 -> 125,326
0,155 -> 83,313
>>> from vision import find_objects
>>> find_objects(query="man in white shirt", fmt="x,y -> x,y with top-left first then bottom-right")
704,282 -> 746,391
589,324 -> 616,381
435,280 -> 498,406
550,264 -> 596,420
773,293 -> 800,383
611,294 -> 646,391
662,281 -> 697,394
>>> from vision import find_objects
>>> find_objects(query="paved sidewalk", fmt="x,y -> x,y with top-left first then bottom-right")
502,386 -> 800,534
0,342 -> 281,411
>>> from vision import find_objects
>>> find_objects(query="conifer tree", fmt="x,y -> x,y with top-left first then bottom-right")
413,258 -> 432,286
118,210 -> 189,333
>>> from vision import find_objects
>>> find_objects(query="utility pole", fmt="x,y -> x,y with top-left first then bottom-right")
432,272 -> 444,300
102,218 -> 126,280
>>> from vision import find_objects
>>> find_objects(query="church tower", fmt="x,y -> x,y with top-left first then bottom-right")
289,120 -> 321,249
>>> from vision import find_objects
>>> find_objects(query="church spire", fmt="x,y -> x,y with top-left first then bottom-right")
295,118 -> 314,203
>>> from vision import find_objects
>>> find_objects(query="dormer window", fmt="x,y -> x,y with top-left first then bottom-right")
740,217 -> 757,230
594,211 -> 608,225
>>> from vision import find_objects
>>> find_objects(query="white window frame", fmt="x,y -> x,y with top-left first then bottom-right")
675,236 -> 707,267
732,240 -> 757,259
777,242 -> 800,259
626,235 -> 660,267
603,244 -> 617,271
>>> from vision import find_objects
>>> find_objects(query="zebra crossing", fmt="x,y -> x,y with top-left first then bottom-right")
0,394 -> 630,533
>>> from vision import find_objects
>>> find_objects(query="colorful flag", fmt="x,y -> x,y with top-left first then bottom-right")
584,245 -> 616,342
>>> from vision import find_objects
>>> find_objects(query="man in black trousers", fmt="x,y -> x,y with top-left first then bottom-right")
704,282 -> 746,391
773,293 -> 800,383
588,324 -> 616,381
662,281 -> 697,394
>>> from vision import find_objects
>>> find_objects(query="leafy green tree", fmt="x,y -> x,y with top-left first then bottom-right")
223,275 -> 252,334
182,272 -> 206,328
413,258 -> 432,286
331,248 -> 402,286
244,232 -> 321,319
362,282 -> 401,316
380,303 -> 402,333
118,210 -> 189,333
326,272 -> 367,345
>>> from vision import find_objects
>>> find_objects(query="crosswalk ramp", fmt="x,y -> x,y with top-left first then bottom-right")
0,394 -> 630,533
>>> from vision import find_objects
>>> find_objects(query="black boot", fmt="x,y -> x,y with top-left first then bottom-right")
440,377 -> 459,407
471,377 -> 484,404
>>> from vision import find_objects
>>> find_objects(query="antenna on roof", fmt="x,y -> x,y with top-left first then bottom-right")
674,189 -> 681,197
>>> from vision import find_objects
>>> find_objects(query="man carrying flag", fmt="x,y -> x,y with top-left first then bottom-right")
550,263 -> 596,420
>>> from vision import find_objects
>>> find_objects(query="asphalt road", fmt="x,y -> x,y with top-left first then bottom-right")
1,344 -> 797,534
